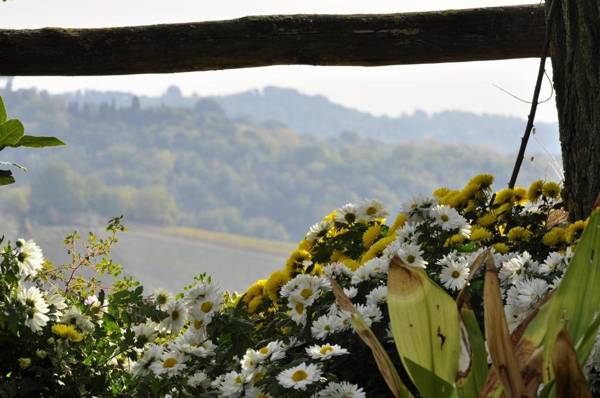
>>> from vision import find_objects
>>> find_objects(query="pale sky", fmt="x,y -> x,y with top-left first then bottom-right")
0,0 -> 558,122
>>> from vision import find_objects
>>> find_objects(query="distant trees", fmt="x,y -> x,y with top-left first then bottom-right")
0,88 -> 553,241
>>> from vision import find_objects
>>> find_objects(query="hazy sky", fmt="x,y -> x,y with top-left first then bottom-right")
0,0 -> 557,122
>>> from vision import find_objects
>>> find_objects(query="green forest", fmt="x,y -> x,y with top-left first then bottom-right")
0,86 -> 556,241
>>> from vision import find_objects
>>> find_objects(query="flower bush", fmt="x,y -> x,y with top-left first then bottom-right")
1,174 -> 596,397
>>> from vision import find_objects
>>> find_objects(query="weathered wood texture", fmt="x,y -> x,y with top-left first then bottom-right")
0,5 -> 544,76
548,0 -> 600,220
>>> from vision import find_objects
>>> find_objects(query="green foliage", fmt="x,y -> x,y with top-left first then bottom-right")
0,96 -> 64,186
0,88 -> 551,240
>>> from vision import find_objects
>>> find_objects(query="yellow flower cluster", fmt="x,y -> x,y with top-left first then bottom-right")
241,174 -> 586,315
51,323 -> 83,342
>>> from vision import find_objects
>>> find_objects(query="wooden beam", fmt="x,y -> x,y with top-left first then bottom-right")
0,5 -> 544,76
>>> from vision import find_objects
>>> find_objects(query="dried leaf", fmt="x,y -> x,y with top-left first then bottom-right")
552,327 -> 592,398
482,251 -> 526,397
331,278 -> 412,398
546,209 -> 568,229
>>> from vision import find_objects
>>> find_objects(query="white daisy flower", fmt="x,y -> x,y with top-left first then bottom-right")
62,306 -> 94,333
153,288 -> 171,310
256,340 -> 286,361
323,262 -> 352,278
188,292 -> 222,323
403,196 -> 435,221
172,330 -> 216,357
387,222 -> 422,249
306,343 -> 349,361
439,260 -> 470,291
357,199 -> 388,222
281,274 -> 329,306
351,265 -> 373,285
217,370 -> 245,397
354,304 -> 383,326
187,371 -> 209,388
45,292 -> 68,319
396,243 -> 428,269
149,350 -> 187,378
362,256 -> 389,276
84,294 -> 109,318
18,286 -> 49,332
334,203 -> 358,224
365,285 -> 388,306
336,310 -> 353,331
550,275 -> 563,290
188,313 -> 210,333
15,239 -> 44,277
131,344 -> 163,377
437,251 -> 464,268
305,220 -> 332,242
511,278 -> 549,308
539,251 -> 565,274
132,320 -> 158,343
244,386 -> 272,398
160,299 -> 187,334
500,252 -> 538,284
187,281 -> 219,302
563,246 -> 574,267
241,349 -> 262,373
430,205 -> 466,231
277,363 -> 322,390
311,314 -> 341,340
288,295 -> 308,325
343,286 -> 358,299
316,381 -> 366,398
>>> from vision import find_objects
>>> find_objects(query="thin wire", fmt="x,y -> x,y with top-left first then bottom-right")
492,71 -> 554,105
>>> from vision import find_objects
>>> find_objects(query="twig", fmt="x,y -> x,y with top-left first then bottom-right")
508,0 -> 557,189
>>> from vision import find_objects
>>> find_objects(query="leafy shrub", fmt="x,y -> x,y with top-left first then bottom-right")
3,174 -> 599,397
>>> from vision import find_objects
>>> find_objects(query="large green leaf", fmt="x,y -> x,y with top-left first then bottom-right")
0,169 -> 15,185
0,119 -> 25,147
0,97 -> 6,124
542,209 -> 600,381
387,256 -> 460,396
14,135 -> 65,148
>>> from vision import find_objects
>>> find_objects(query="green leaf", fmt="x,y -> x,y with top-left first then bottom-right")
0,97 -> 6,124
575,312 -> 600,363
456,307 -> 488,398
14,135 -> 65,148
403,357 -> 458,398
0,169 -> 15,185
387,257 -> 460,396
542,209 -> 600,381
0,119 -> 24,147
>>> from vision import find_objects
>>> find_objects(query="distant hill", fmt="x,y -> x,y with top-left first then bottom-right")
0,86 -> 561,242
59,85 -> 560,154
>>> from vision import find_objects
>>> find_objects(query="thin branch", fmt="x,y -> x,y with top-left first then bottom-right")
508,0 -> 557,189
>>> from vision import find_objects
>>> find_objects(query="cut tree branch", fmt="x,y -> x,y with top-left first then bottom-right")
0,4 -> 544,76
